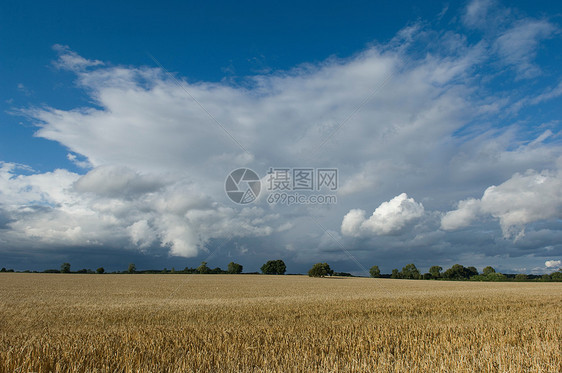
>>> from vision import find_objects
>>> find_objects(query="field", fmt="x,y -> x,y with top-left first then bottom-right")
0,274 -> 560,372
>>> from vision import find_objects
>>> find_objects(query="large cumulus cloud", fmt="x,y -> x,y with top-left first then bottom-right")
0,162 -> 276,256
2,0 -> 561,272
441,167 -> 562,239
341,193 -> 424,236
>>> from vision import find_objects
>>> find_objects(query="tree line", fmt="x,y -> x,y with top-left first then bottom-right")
366,263 -> 562,282
1,260 -> 282,275
2,260 -> 561,281
31,261 -> 247,275
306,262 -> 562,281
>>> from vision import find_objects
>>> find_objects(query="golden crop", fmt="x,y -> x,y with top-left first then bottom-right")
0,273 -> 560,372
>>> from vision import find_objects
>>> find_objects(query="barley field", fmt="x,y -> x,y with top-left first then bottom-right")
0,273 -> 560,372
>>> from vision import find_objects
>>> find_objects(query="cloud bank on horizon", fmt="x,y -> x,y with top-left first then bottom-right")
1,0 -> 561,273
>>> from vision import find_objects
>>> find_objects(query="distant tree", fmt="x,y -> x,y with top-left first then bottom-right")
197,262 -> 210,274
369,265 -> 381,278
391,269 -> 401,279
333,272 -> 353,277
60,262 -> 71,273
127,263 -> 136,274
308,263 -> 334,278
0,267 -> 6,272
422,273 -> 432,280
550,271 -> 562,281
443,264 -> 475,280
76,268 -> 88,274
467,266 -> 479,277
515,274 -> 528,281
485,272 -> 506,281
472,267 -> 510,281
261,260 -> 286,275
44,269 -> 60,273
429,266 -> 442,279
227,262 -> 243,274
400,263 -> 420,279
96,267 -> 105,274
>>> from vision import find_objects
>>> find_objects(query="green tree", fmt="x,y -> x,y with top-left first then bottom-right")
369,265 -> 381,278
60,262 -> 71,273
96,267 -> 105,274
391,269 -> 401,279
514,274 -> 528,281
443,264 -> 475,280
333,272 -> 352,277
482,266 -> 496,276
400,263 -> 420,279
261,260 -> 286,275
486,272 -> 506,281
0,267 -> 6,272
197,262 -> 210,274
467,266 -> 479,277
308,263 -> 333,278
227,262 -> 243,274
127,263 -> 136,274
550,271 -> 562,281
429,265 -> 442,279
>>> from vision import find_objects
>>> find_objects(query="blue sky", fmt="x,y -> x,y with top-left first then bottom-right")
1,0 -> 562,274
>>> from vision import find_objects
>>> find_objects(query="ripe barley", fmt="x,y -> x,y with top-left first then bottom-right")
0,274 -> 560,372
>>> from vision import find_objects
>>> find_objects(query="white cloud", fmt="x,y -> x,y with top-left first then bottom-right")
545,260 -> 561,269
462,0 -> 558,79
17,83 -> 32,96
530,81 -> 562,104
440,199 -> 481,231
0,162 -> 79,207
67,153 -> 92,169
442,168 -> 562,238
52,44 -> 103,71
0,161 -> 277,256
73,165 -> 165,199
127,220 -> 157,249
342,193 -> 425,236
463,0 -> 495,28
341,209 -> 367,237
494,20 -> 557,79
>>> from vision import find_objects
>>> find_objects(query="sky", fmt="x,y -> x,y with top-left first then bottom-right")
1,0 -> 562,274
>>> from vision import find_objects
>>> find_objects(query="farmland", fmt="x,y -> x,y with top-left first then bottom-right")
1,273 -> 561,372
